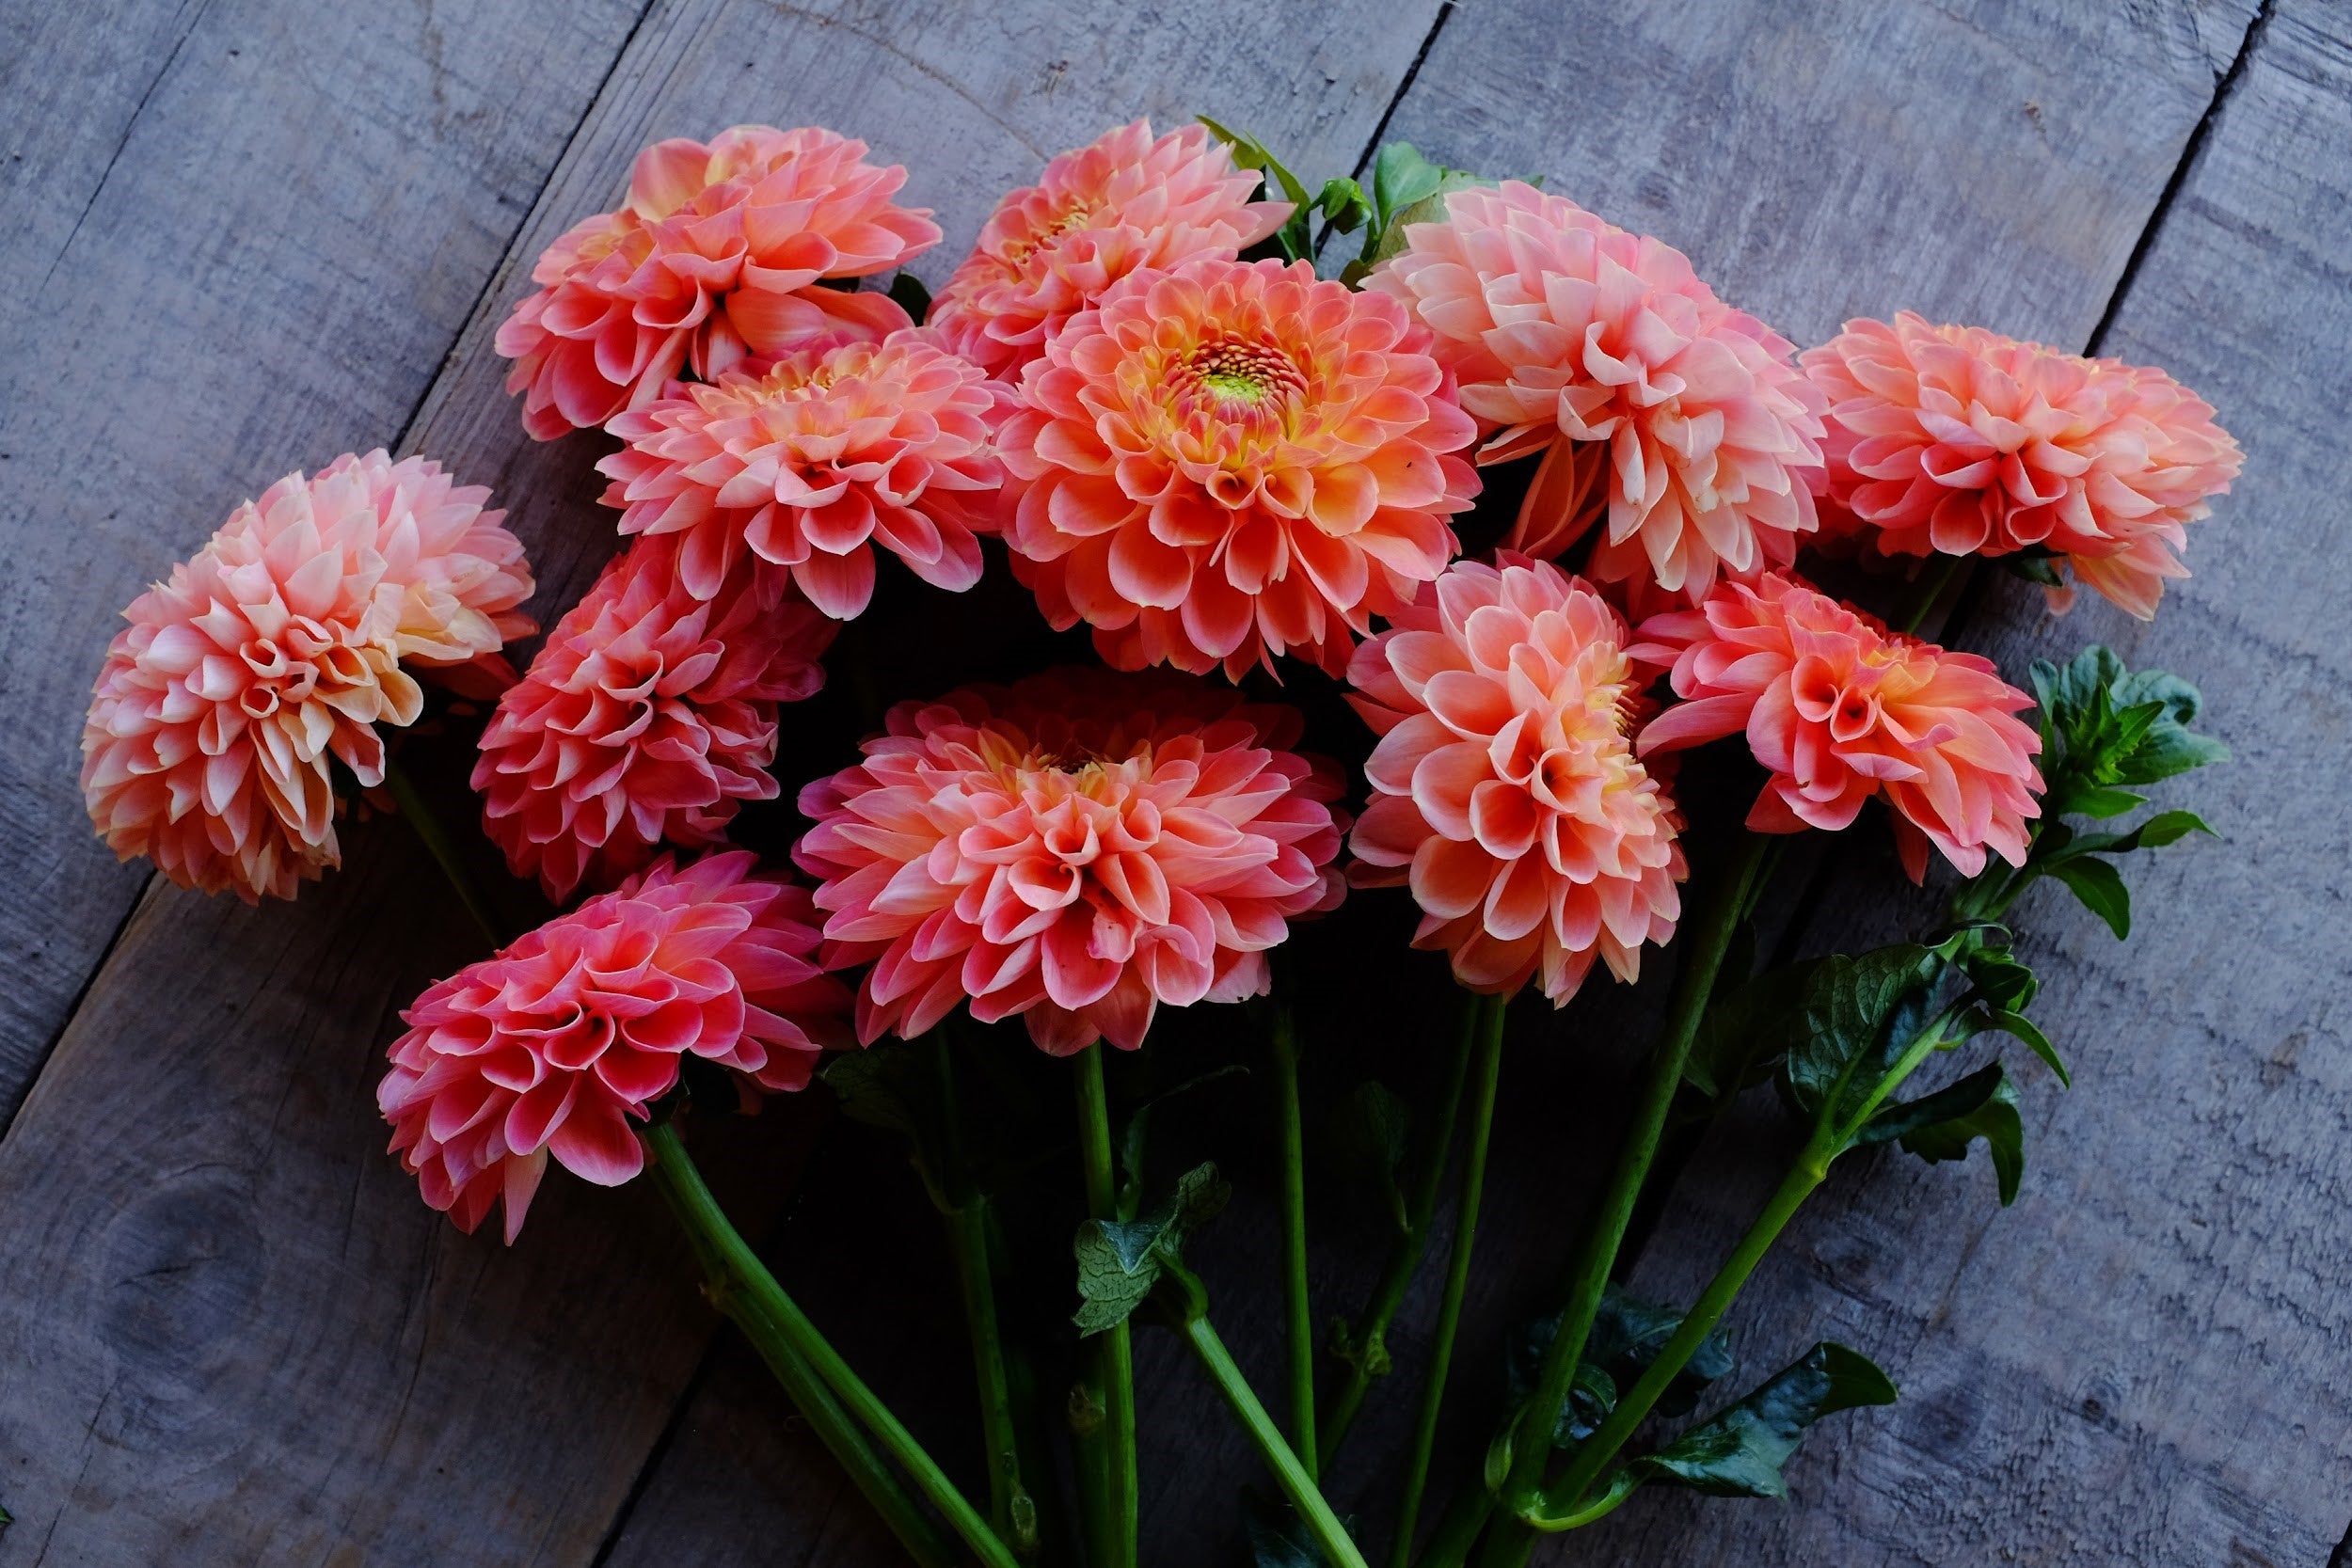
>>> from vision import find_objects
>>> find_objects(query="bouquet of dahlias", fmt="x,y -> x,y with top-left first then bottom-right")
84,116 -> 2239,1566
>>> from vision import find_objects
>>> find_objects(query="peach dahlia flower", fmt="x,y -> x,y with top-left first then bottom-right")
82,452 -> 532,902
1000,257 -> 1480,680
1349,556 -> 1684,1002
598,332 -> 1007,616
793,670 -> 1346,1054
380,851 -> 849,1242
1631,574 -> 2042,880
1372,182 -> 1826,602
1801,312 -> 2242,618
474,535 -> 834,903
929,119 -> 1293,378
496,125 -> 940,439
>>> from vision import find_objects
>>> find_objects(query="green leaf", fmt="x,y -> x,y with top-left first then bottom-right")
2032,645 -> 2229,817
1316,176 -> 1373,233
1859,1060 -> 2002,1148
1973,1006 -> 2068,1087
886,270 -> 931,321
1242,1487 -> 1331,1568
1371,141 -> 1447,230
1897,1065 -> 2025,1204
2001,548 -> 2066,588
1510,1288 -> 1736,1445
1635,1342 -> 1899,1499
1114,1063 -> 1248,1219
2046,855 -> 2131,939
819,1040 -> 946,1195
1072,1161 -> 1230,1336
1686,958 -> 1815,1100
1778,944 -> 1943,1135
1200,116 -> 1313,261
1366,166 -> 1493,265
1961,944 -> 2038,1013
2069,785 -> 2148,818
1326,1080 -> 1414,1235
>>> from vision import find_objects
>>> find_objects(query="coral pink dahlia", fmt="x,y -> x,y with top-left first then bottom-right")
380,851 -> 850,1242
495,125 -> 941,439
1801,312 -> 2242,618
929,119 -> 1293,378
999,257 -> 1480,680
474,535 -> 834,903
82,452 -> 532,902
1348,556 -> 1684,1002
793,670 -> 1346,1054
1372,182 -> 1826,601
599,332 -> 1008,616
1630,574 -> 2042,880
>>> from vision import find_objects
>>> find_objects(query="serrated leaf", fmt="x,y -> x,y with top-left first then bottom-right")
1974,1006 -> 2068,1087
1636,1342 -> 1898,1499
2047,855 -> 2131,939
1961,945 -> 2038,1013
1898,1066 -> 2024,1204
1686,958 -> 1815,1100
1327,1080 -> 1413,1235
2035,645 -> 2228,813
1510,1288 -> 1736,1445
1072,1161 -> 1230,1336
886,270 -> 931,320
1779,945 -> 1942,1133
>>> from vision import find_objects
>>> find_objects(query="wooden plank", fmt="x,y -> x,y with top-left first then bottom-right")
0,0 -> 651,1120
1599,3 -> 2352,1561
0,1 -> 1451,1562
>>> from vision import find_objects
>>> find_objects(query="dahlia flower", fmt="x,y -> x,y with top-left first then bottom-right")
599,332 -> 1007,615
1630,574 -> 2042,880
998,257 -> 1479,680
495,125 -> 940,439
474,535 -> 834,902
1348,556 -> 1684,1002
929,119 -> 1292,378
793,669 -> 1345,1053
1801,312 -> 2242,618
1371,182 -> 1825,601
82,452 -> 532,902
380,851 -> 850,1242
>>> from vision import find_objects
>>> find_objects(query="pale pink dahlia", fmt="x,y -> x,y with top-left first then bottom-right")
1348,556 -> 1684,1001
1372,182 -> 1826,601
380,851 -> 850,1242
793,670 -> 1346,1054
1801,312 -> 2242,618
474,535 -> 834,903
495,125 -> 941,439
82,453 -> 532,902
598,332 -> 1007,616
929,119 -> 1293,378
1000,257 -> 1479,681
1631,574 -> 2042,880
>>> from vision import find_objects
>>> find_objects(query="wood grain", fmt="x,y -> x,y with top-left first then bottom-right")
0,0 -> 650,1120
1592,2 -> 2352,1561
0,1 -> 1449,1562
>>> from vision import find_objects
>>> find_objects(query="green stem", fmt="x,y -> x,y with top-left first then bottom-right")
1165,1267 -> 1370,1568
1320,989 -> 1479,1470
1531,992 -> 1963,1530
935,1037 -> 1036,1555
1473,832 -> 1772,1568
1073,1047 -> 1138,1568
642,1122 -> 1020,1568
1388,990 -> 1507,1568
381,755 -> 505,949
1896,553 -> 1965,636
1412,1478 -> 1493,1568
1267,1000 -> 1318,1477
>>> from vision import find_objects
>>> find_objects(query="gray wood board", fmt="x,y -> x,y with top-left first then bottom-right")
0,0 -> 651,1121
0,0 -> 1449,1562
1597,3 -> 2352,1562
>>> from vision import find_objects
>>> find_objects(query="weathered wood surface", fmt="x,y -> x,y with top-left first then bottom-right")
2,0 -> 2347,1565
0,0 -> 652,1122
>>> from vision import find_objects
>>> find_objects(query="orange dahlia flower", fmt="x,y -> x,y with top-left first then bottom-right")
82,452 -> 532,902
999,257 -> 1479,680
474,535 -> 834,903
1371,182 -> 1826,602
496,125 -> 940,439
793,670 -> 1346,1054
380,851 -> 849,1242
1348,556 -> 1684,1001
1801,312 -> 2242,618
1631,574 -> 2042,880
598,332 -> 1007,616
929,118 -> 1292,378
